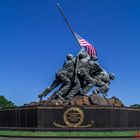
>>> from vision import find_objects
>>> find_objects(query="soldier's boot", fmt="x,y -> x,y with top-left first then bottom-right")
38,86 -> 52,101
48,91 -> 58,100
57,92 -> 67,102
79,89 -> 88,96
92,89 -> 99,95
97,84 -> 109,96
58,94 -> 70,105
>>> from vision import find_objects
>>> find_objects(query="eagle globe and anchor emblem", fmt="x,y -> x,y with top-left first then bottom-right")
54,107 -> 94,128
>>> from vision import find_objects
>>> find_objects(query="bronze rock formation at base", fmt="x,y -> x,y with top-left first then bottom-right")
25,94 -> 124,107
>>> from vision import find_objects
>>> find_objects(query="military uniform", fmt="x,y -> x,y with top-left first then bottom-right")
60,55 -> 81,100
38,54 -> 75,100
93,71 -> 115,95
55,54 -> 76,98
66,75 -> 81,100
77,52 -> 97,94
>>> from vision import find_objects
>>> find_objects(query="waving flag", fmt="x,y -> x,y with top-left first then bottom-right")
74,32 -> 97,57
56,4 -> 97,57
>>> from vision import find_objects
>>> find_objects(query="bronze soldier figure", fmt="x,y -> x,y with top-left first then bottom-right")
38,51 -> 115,102
38,54 -> 76,101
92,72 -> 115,95
76,52 -> 97,95
87,56 -> 115,96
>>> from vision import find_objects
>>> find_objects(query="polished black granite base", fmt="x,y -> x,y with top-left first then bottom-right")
0,105 -> 140,131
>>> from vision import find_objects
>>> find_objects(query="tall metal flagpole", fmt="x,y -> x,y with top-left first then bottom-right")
56,3 -> 82,49
57,3 -> 82,83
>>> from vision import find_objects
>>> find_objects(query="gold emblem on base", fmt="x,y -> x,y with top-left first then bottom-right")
63,107 -> 84,127
54,107 -> 94,128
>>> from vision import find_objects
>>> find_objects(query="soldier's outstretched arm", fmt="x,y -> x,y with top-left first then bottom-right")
38,78 -> 61,100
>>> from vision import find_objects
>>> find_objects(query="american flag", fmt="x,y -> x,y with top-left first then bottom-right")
74,32 -> 97,57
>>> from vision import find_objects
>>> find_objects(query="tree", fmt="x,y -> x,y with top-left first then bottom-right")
0,95 -> 16,108
129,104 -> 140,109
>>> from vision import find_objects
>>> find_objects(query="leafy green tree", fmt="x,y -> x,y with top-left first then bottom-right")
130,104 -> 140,109
0,95 -> 16,108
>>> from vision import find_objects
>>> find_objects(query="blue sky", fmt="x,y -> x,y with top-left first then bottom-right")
0,0 -> 140,106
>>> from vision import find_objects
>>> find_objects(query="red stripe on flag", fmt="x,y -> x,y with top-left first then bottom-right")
74,32 -> 97,57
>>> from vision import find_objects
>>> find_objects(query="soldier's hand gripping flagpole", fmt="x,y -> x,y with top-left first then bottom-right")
56,3 -> 81,83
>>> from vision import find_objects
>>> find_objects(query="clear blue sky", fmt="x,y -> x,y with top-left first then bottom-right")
0,0 -> 140,106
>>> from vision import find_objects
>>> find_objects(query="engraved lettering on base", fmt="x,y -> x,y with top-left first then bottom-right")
54,107 -> 94,128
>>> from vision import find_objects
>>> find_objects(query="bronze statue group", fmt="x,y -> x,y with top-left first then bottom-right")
38,50 -> 115,102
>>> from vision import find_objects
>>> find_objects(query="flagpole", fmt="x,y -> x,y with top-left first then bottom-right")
56,3 -> 82,49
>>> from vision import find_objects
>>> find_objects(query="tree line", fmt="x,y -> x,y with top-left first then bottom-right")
129,104 -> 140,109
0,95 -> 16,108
0,95 -> 140,108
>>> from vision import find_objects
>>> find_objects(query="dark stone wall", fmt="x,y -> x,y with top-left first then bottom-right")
0,107 -> 37,128
0,105 -> 140,131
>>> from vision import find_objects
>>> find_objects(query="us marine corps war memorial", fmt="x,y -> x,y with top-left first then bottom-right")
0,4 -> 140,131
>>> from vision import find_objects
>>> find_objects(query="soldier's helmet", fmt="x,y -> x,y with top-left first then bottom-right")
109,73 -> 115,80
66,54 -> 73,60
79,52 -> 87,59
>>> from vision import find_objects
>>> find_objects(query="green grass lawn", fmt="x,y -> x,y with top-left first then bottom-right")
0,130 -> 140,137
